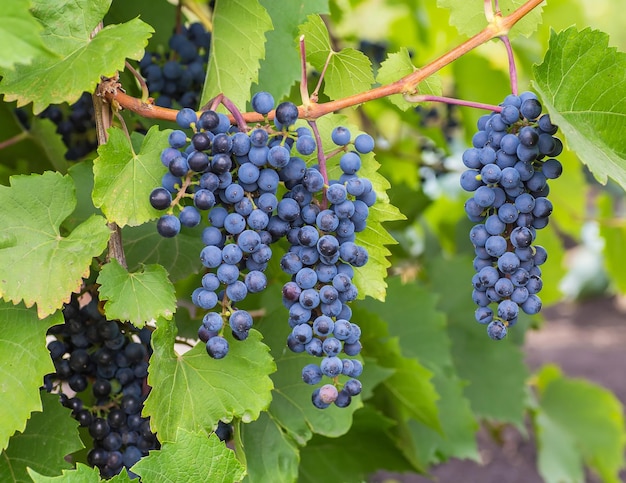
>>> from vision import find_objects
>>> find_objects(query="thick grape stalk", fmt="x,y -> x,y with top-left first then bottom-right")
460,92 -> 562,339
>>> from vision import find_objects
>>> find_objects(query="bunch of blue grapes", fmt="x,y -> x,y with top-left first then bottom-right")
139,23 -> 211,108
43,293 -> 159,478
279,126 -> 376,409
149,92 -> 320,361
460,92 -> 562,340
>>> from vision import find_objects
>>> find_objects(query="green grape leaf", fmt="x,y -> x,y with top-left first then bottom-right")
96,259 -> 176,327
297,15 -> 330,67
325,48 -> 374,101
202,0 -> 273,109
0,102 -> 68,182
107,470 -> 135,483
0,0 -> 153,113
239,412 -> 300,483
534,365 -> 626,483
427,255 -> 529,425
27,463 -> 100,483
93,127 -> 171,228
27,117 -> 69,174
65,161 -> 100,232
299,16 -> 374,100
352,298 -> 441,435
377,48 -> 443,110
255,0 -> 329,103
298,408 -> 415,482
359,278 -> 478,464
598,194 -> 626,294
312,114 -> 404,301
436,0 -> 544,39
405,373 -> 479,466
533,27 -> 626,191
122,223 -> 205,283
0,0 -> 48,70
144,318 -> 275,443
0,171 -> 110,318
0,305 -> 60,452
132,430 -> 245,483
2,391 -> 84,481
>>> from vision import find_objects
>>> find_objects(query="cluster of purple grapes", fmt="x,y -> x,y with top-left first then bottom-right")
34,92 -> 98,160
148,93 -> 315,360
148,92 -> 375,408
43,294 -> 159,478
279,125 -> 375,408
139,23 -> 211,109
460,92 -> 562,340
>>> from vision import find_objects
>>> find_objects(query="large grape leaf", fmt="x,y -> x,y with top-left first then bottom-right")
313,114 -> 405,301
1,391 -> 84,481
201,0 -> 273,109
0,305 -> 60,452
255,1 -> 329,103
376,48 -> 443,111
0,0 -> 153,113
352,306 -> 441,435
96,259 -> 176,327
143,318 -> 275,443
239,412 -> 300,483
298,408 -> 415,483
359,278 -> 479,465
299,15 -> 374,100
93,127 -> 171,228
533,27 -> 626,191
0,102 -> 68,184
29,465 -> 134,482
0,171 -> 110,318
132,430 -> 245,483
28,464 -> 100,483
436,0 -> 544,39
0,0 -> 48,70
122,223 -> 206,282
534,365 -> 626,483
427,255 -> 529,425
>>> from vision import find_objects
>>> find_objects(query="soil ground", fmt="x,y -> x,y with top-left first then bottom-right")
371,296 -> 626,483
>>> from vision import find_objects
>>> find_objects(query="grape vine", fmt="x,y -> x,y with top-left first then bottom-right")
0,0 -> 624,482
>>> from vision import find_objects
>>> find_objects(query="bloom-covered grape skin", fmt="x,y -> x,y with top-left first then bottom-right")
460,93 -> 561,340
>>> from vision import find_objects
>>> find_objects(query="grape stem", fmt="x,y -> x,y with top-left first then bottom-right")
403,94 -> 502,112
125,60 -> 150,102
0,132 -> 28,151
307,120 -> 329,210
103,0 -> 543,122
299,35 -> 310,106
499,36 -> 519,95
311,50 -> 334,103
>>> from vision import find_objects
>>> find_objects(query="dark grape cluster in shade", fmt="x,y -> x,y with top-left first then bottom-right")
148,92 -> 375,408
43,293 -> 159,478
280,125 -> 375,409
139,22 -> 211,109
36,92 -> 98,160
460,92 -> 562,340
